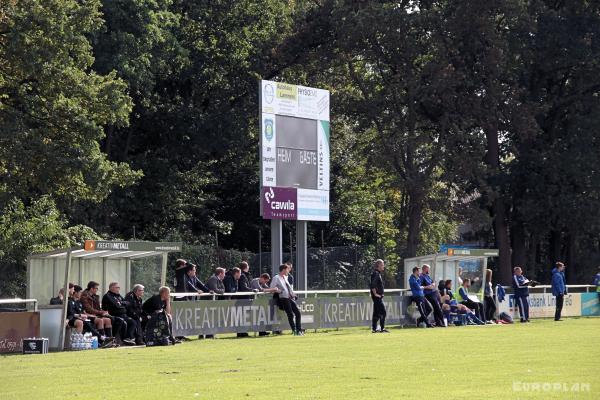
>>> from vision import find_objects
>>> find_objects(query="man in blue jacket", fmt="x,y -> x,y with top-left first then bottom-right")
420,264 -> 444,327
512,266 -> 532,323
409,266 -> 433,328
551,262 -> 567,321
593,266 -> 600,303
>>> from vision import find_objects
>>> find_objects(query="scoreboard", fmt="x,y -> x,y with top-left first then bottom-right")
259,80 -> 330,221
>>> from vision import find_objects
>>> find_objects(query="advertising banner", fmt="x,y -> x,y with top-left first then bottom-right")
0,312 -> 41,353
580,293 -> 600,316
498,293 -> 582,319
172,295 -> 412,336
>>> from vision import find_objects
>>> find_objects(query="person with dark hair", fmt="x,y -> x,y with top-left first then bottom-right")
173,259 -> 189,299
184,264 -> 210,295
270,264 -> 303,335
250,273 -> 278,337
223,267 -> 241,294
370,259 -> 388,333
102,282 -> 136,345
67,285 -> 115,347
457,278 -> 486,322
285,262 -> 295,287
237,262 -> 254,293
551,262 -> 567,321
251,273 -> 278,293
409,266 -> 433,328
143,286 -> 179,346
483,269 -> 497,322
50,283 -> 75,305
124,284 -> 146,345
80,281 -> 113,339
440,280 -> 485,325
420,264 -> 445,327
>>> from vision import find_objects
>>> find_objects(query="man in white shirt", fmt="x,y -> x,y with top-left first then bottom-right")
270,264 -> 303,336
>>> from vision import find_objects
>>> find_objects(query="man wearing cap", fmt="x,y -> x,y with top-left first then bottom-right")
370,259 -> 388,333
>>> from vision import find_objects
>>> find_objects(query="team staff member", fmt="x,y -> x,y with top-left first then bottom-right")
370,259 -> 388,333
512,266 -> 536,323
457,278 -> 485,322
102,282 -> 136,345
420,264 -> 444,327
409,267 -> 433,328
551,262 -> 567,321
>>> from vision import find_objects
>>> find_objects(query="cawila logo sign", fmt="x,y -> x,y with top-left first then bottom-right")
262,186 -> 297,220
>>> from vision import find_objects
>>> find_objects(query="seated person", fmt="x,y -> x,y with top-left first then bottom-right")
67,285 -> 114,347
124,284 -> 146,345
101,282 -> 136,345
440,280 -> 484,325
142,286 -> 179,345
457,278 -> 486,322
80,281 -> 114,339
50,283 -> 75,305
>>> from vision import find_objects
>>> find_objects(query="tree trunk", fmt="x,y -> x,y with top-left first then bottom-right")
511,222 -> 526,267
484,123 -> 512,284
404,188 -> 424,259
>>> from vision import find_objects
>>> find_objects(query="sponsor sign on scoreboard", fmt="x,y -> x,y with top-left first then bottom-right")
259,80 -> 330,221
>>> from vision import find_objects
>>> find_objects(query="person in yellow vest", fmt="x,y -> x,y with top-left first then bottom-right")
457,279 -> 486,323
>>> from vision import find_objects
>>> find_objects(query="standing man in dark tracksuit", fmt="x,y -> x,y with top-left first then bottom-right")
551,262 -> 567,321
370,259 -> 388,333
409,266 -> 433,328
420,264 -> 445,327
512,266 -> 533,323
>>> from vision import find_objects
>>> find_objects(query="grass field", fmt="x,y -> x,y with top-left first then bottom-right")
1,318 -> 599,399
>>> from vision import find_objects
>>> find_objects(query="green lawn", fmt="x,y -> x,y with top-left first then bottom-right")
2,318 -> 599,399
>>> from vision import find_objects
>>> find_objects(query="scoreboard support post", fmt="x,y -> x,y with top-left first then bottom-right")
271,219 -> 283,277
296,221 -> 308,294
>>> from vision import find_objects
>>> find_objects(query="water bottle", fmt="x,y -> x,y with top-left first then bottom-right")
91,336 -> 98,349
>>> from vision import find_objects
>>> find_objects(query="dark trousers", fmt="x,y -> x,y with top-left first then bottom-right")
279,298 -> 302,332
425,293 -> 444,326
484,296 -> 497,321
371,296 -> 387,330
515,295 -> 529,321
461,299 -> 485,321
555,294 -> 564,321
113,315 -> 136,340
413,296 -> 431,327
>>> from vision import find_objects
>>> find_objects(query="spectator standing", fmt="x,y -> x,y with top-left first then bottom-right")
206,267 -> 226,296
551,262 -> 567,321
270,264 -> 303,335
409,267 -> 433,328
370,259 -> 388,333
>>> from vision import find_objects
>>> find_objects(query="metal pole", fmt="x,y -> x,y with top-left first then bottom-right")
296,221 -> 308,292
321,230 -> 326,288
271,220 -> 282,277
375,211 -> 379,258
258,228 -> 262,274
289,230 -> 293,264
59,250 -> 72,351
160,253 -> 168,287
